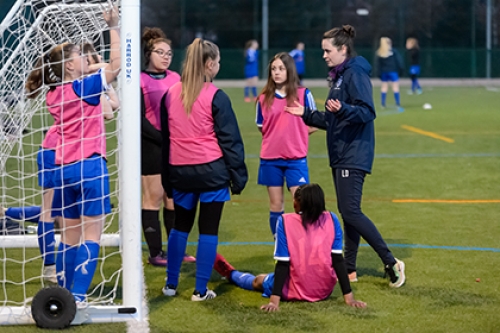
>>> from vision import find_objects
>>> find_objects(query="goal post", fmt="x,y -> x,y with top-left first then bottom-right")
0,0 -> 144,326
118,0 -> 144,321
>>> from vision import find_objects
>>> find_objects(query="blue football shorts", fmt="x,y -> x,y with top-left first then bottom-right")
380,71 -> 399,82
173,188 -> 230,210
258,158 -> 309,188
37,148 -> 58,189
56,155 -> 111,218
409,65 -> 421,75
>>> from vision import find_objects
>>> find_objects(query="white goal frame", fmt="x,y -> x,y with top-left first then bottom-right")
0,0 -> 144,326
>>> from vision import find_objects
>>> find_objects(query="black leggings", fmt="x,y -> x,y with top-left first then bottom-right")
332,168 -> 396,272
173,202 -> 224,236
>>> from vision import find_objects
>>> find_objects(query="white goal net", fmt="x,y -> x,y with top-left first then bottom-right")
0,0 -> 143,327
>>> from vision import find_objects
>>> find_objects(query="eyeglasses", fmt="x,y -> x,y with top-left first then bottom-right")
152,49 -> 173,58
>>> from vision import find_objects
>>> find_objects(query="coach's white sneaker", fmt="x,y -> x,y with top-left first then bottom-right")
386,259 -> 406,288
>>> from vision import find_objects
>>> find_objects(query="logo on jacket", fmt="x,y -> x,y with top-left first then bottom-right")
335,76 -> 343,90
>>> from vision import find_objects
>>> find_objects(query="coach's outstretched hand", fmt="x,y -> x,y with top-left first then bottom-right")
343,292 -> 367,308
284,101 -> 305,117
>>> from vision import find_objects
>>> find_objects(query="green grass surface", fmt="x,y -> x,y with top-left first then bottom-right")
2,85 -> 500,332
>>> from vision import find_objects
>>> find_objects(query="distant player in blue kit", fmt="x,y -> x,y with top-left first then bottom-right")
161,38 -> 248,301
376,37 -> 404,111
214,183 -> 366,311
256,52 -> 317,237
289,42 -> 305,84
25,6 -> 121,303
406,37 -> 422,95
244,39 -> 259,102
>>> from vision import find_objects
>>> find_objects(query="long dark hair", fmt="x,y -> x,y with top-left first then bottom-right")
294,183 -> 326,228
260,52 -> 299,109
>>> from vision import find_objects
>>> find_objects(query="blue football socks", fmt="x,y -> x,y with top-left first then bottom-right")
251,86 -> 257,98
394,92 -> 401,106
56,243 -> 78,289
381,92 -> 387,107
230,270 -> 255,291
71,241 -> 100,302
166,229 -> 189,288
195,234 -> 218,294
5,206 -> 41,223
269,211 -> 284,236
38,221 -> 55,265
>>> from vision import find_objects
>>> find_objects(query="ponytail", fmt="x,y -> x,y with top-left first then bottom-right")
181,38 -> 219,114
26,43 -> 76,99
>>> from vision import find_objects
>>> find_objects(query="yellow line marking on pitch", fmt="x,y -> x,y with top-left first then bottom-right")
315,98 -> 325,104
393,199 -> 500,203
401,125 -> 455,143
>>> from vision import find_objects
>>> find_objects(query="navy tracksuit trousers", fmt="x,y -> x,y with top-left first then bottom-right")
332,168 -> 396,273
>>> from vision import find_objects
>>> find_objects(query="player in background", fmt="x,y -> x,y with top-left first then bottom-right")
83,42 -> 120,119
376,37 -> 404,112
406,37 -> 422,95
214,183 -> 366,311
285,25 -> 406,289
140,27 -> 195,267
160,38 -> 248,301
256,52 -> 317,237
25,6 -> 120,303
289,42 -> 305,85
244,39 -> 259,102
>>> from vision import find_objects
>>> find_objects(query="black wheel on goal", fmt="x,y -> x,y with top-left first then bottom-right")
31,285 -> 77,329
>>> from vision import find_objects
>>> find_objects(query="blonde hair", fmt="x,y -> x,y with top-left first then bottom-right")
26,42 -> 77,99
376,37 -> 392,58
181,38 -> 219,114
